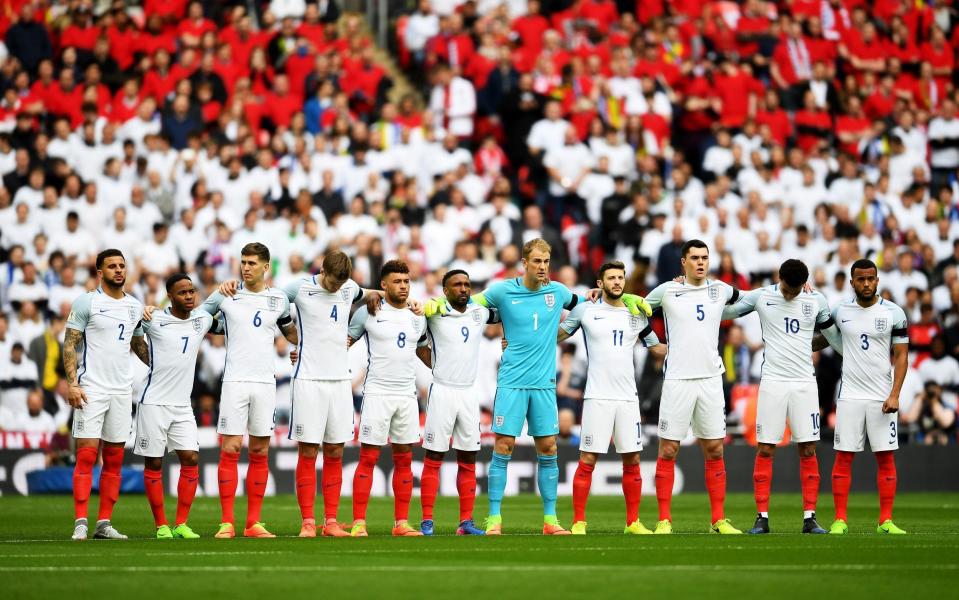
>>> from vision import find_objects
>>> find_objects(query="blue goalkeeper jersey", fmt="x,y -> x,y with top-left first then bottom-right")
478,278 -> 580,389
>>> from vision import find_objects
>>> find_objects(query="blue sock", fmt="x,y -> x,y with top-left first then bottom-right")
487,452 -> 511,517
537,454 -> 559,517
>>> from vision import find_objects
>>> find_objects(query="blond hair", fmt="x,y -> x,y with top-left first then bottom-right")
522,238 -> 552,259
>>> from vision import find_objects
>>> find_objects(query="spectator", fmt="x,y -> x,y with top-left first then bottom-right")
0,342 -> 38,414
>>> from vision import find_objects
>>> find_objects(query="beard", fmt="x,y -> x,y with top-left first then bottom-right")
604,288 -> 624,300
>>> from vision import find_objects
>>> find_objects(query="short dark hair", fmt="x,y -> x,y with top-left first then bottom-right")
598,260 -> 626,279
96,249 -> 124,270
380,259 -> 409,280
165,273 -> 192,292
442,269 -> 469,287
322,251 -> 352,281
240,242 -> 270,263
681,239 -> 708,258
779,259 -> 809,288
850,258 -> 878,277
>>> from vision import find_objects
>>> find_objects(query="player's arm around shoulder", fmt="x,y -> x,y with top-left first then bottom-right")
812,292 -> 842,352
722,287 -> 762,319
199,290 -> 225,316
642,282 -> 669,311
347,304 -> 370,344
557,302 -> 587,342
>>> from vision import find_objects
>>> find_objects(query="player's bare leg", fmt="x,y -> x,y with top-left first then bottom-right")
71,438 -> 99,540
94,440 -> 128,539
654,438 -> 679,533
620,452 -> 649,534
321,443 -> 349,537
702,438 -> 741,534
390,442 -> 422,536
485,434 -> 514,534
420,449 -> 444,535
351,442 -> 381,536
534,435 -> 569,535
571,451 -> 597,534
215,434 -> 243,538
453,450 -> 482,535
296,442 -> 320,537
243,435 -> 274,537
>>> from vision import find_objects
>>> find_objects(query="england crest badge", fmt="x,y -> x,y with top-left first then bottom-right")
801,302 -> 813,319
268,296 -> 279,311
875,317 -> 888,333
193,317 -> 203,333
544,293 -> 555,308
708,286 -> 719,302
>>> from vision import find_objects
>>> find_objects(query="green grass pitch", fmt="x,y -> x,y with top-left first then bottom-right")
1,493 -> 957,599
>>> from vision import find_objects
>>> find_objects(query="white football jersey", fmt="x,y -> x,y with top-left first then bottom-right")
723,285 -> 835,381
67,289 -> 144,395
560,300 -> 660,401
139,308 -> 218,406
834,298 -> 909,401
200,286 -> 292,384
285,277 -> 364,381
348,302 -> 428,396
645,279 -> 738,380
426,300 -> 497,388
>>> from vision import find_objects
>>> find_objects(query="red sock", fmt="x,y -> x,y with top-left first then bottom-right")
97,446 -> 124,521
321,456 -> 343,522
295,452 -> 317,521
655,457 -> 675,521
352,446 -> 380,521
456,461 -> 476,522
73,446 -> 97,520
144,468 -> 167,527
704,457 -> 727,523
799,455 -> 820,512
876,451 -> 897,523
392,451 -> 413,522
832,450 -> 854,521
622,464 -> 642,524
753,454 -> 773,514
218,451 -> 240,524
245,453 -> 269,528
175,465 -> 199,526
572,460 -> 594,522
420,457 -> 443,521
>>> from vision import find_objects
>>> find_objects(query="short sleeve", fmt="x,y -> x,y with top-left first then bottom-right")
815,293 -> 835,328
279,295 -> 292,320
722,288 -> 761,319
348,306 -> 370,339
282,279 -> 304,302
485,307 -> 500,324
208,315 -> 225,335
638,316 -> 660,347
351,281 -> 365,305
644,283 -> 667,311
479,281 -> 506,309
723,281 -> 740,305
132,321 -> 144,337
891,304 -> 909,345
200,291 -> 225,316
66,294 -> 92,331
560,303 -> 587,335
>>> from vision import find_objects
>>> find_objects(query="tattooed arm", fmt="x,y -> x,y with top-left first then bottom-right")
130,334 -> 150,366
63,328 -> 88,409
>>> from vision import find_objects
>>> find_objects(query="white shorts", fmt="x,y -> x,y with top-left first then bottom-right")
757,379 -> 821,444
834,397 -> 899,453
218,381 -> 276,437
580,399 -> 643,454
423,383 -> 481,453
289,379 -> 355,445
658,376 -> 726,441
358,394 -> 420,446
72,394 -> 132,443
134,404 -> 199,457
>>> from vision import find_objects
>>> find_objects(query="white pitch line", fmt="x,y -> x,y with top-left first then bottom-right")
0,564 -> 957,574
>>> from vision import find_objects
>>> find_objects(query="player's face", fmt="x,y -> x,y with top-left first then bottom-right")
98,256 -> 126,289
320,272 -> 347,293
240,254 -> 268,285
681,247 -> 709,280
851,267 -> 878,300
382,272 -> 410,304
170,279 -> 197,312
444,273 -> 471,307
522,249 -> 551,285
599,269 -> 626,300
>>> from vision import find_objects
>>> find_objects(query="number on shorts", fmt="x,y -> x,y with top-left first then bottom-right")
612,329 -> 624,346
860,333 -> 869,350
810,412 -> 820,432
181,336 -> 189,353
533,312 -> 539,330
696,304 -> 705,321
117,323 -> 125,340
253,310 -> 262,327
889,420 -> 897,440
461,326 -> 469,342
784,317 -> 800,334
397,332 -> 407,348
330,305 -> 338,321
636,422 -> 641,441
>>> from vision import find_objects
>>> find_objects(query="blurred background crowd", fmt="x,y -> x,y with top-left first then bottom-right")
0,0 -> 957,460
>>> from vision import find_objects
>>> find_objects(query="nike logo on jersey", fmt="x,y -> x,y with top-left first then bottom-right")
593,316 -> 604,320
674,292 -> 689,297
511,300 -> 523,304
159,323 -> 172,327
376,319 -> 386,323
308,292 -> 321,296
765,302 -> 778,306
841,319 -> 852,323
99,309 -> 109,313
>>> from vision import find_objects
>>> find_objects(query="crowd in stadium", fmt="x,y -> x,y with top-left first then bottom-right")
0,0 -> 957,451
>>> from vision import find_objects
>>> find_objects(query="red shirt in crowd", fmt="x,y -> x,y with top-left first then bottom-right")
60,23 -> 100,51
105,25 -> 138,70
512,12 -> 550,54
834,112 -> 871,156
575,0 -> 618,34
713,68 -> 761,128
756,107 -> 792,147
793,109 -> 831,154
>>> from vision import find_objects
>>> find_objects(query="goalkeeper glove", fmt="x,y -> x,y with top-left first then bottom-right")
622,293 -> 653,317
422,297 -> 448,318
